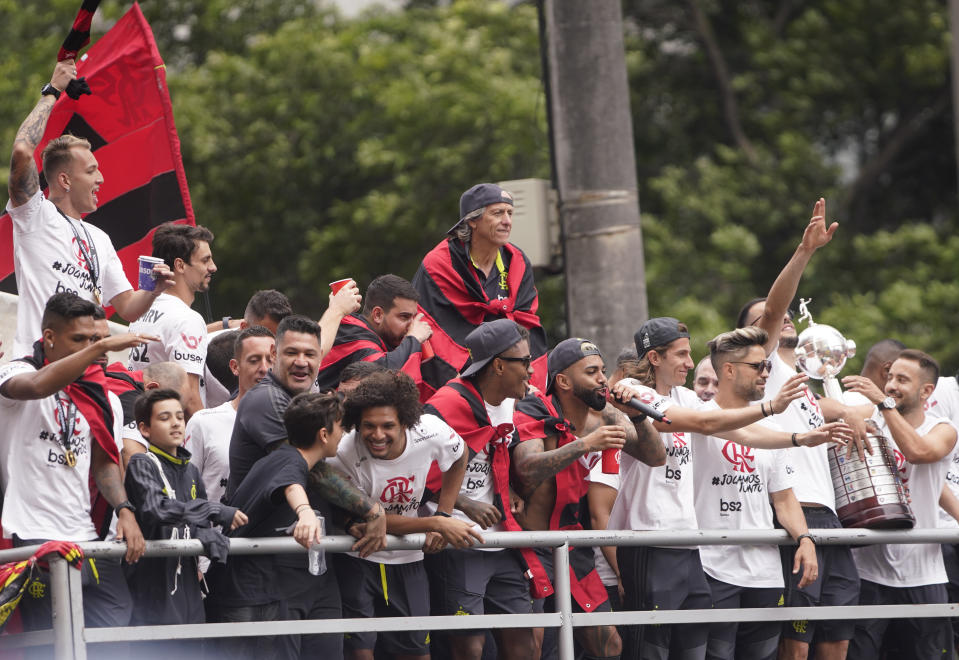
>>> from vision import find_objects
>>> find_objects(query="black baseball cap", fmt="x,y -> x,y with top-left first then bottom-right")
546,338 -> 603,394
634,317 -> 689,359
447,183 -> 514,236
460,319 -> 524,378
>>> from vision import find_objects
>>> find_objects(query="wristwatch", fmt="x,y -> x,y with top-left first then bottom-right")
115,500 -> 136,514
41,83 -> 61,100
879,397 -> 896,410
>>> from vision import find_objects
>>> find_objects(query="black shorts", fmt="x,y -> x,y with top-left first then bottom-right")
617,546 -> 712,660
847,579 -> 951,660
425,547 -> 533,618
778,506 -> 860,643
335,554 -> 431,655
705,575 -> 782,660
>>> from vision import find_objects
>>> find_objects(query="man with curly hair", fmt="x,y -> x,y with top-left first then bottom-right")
330,370 -> 477,660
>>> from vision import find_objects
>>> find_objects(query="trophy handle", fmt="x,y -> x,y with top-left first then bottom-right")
823,375 -> 843,400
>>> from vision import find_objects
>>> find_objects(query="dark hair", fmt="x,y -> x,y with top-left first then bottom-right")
275,315 -> 321,347
339,361 -> 386,384
134,388 -> 182,427
343,370 -> 422,430
362,274 -> 419,316
736,297 -> 767,329
284,392 -> 344,448
40,292 -> 98,332
234,325 -> 275,359
206,330 -> 240,393
152,222 -> 215,269
244,289 -> 292,325
863,339 -> 906,370
897,349 -> 940,386
92,306 -> 107,321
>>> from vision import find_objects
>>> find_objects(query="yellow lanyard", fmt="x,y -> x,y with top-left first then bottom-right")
471,250 -> 509,294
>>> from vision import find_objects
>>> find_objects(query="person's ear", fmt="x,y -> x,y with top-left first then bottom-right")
920,382 -> 936,402
137,421 -> 150,438
647,350 -> 661,368
369,307 -> 385,324
230,358 -> 240,377
42,328 -> 56,350
173,256 -> 187,274
555,373 -> 571,393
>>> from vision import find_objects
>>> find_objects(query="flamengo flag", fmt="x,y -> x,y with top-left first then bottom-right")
0,2 -> 195,295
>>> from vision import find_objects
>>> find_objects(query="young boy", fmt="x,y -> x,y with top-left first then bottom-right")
211,390 -> 363,660
329,369 -> 479,660
124,389 -> 246,629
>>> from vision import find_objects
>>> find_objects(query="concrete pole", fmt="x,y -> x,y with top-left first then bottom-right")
541,0 -> 648,357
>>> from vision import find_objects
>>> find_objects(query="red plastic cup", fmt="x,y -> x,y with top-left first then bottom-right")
421,339 -> 435,360
329,278 -> 353,295
602,448 -> 621,474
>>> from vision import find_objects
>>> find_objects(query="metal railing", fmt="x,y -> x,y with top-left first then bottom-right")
1,527 -> 958,660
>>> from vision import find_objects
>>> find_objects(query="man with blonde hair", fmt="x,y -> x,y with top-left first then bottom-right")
7,60 -> 174,357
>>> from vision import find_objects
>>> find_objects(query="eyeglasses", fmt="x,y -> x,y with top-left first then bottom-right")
498,355 -> 532,369
730,359 -> 772,374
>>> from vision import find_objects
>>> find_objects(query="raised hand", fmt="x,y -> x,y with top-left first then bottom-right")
800,198 -> 839,251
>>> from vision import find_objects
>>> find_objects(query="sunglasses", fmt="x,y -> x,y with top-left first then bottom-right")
730,359 -> 772,374
498,355 -> 533,369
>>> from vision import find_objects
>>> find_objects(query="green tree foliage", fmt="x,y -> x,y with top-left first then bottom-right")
623,0 -> 959,374
166,1 -> 550,319
2,0 -> 956,377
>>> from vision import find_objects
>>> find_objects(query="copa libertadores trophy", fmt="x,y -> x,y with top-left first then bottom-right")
794,298 -> 914,529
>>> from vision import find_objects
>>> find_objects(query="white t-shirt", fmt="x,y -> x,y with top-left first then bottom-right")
185,401 -> 236,506
7,191 -> 132,357
925,378 -> 959,528
0,360 -> 99,541
763,350 -> 833,510
853,412 -> 956,587
103,391 -> 126,542
694,405 -> 794,588
608,380 -> 698,543
330,414 -> 464,564
127,293 -> 208,378
587,460 -> 620,587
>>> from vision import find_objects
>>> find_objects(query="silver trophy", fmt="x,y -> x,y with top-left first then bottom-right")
794,298 -> 856,400
793,299 -> 913,529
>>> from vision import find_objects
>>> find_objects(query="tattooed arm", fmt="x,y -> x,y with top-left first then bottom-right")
512,425 -> 627,498
600,405 -> 666,466
9,61 -> 75,207
91,440 -> 145,563
310,461 -> 386,557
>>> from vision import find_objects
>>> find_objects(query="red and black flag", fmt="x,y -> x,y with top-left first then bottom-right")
412,238 -> 549,391
316,314 -> 448,402
0,2 -> 195,299
513,390 -> 609,611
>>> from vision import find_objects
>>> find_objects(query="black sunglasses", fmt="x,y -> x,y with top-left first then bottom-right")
730,359 -> 772,373
498,355 -> 533,369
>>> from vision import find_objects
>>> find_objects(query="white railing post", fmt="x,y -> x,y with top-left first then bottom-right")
49,555 -> 86,660
553,542 -> 575,660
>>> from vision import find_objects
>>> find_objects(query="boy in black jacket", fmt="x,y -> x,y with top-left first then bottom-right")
125,389 -> 246,632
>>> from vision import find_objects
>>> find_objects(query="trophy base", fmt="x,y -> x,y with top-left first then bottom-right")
837,498 -> 914,530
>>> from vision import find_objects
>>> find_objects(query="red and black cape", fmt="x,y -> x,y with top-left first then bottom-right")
513,390 -> 609,612
316,314 -> 453,401
412,238 -> 548,390
424,378 -> 553,599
